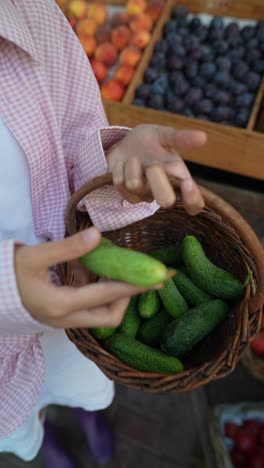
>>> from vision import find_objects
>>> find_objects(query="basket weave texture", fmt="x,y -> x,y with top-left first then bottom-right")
57,173 -> 264,393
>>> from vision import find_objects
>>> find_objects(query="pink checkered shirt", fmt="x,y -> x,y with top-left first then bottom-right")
0,0 -> 157,437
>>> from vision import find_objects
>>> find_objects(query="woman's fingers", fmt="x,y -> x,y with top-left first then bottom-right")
157,127 -> 207,153
49,296 -> 131,329
51,281 -> 160,316
180,178 -> 205,215
162,153 -> 205,214
17,228 -> 101,272
114,156 -> 204,214
117,183 -> 154,204
124,156 -> 144,191
145,164 -> 176,208
112,160 -> 125,186
145,161 -> 204,214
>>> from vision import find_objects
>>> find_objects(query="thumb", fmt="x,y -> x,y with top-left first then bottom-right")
158,128 -> 207,153
27,227 -> 101,270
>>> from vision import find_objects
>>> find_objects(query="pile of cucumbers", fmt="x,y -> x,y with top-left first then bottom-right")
80,235 -> 248,375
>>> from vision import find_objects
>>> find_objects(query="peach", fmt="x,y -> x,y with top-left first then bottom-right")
76,17 -> 97,36
68,17 -> 77,30
111,12 -> 130,28
91,60 -> 108,83
130,13 -> 153,32
67,0 -> 87,19
126,0 -> 146,16
87,3 -> 108,26
113,64 -> 135,86
111,26 -> 131,50
100,79 -> 125,101
95,42 -> 118,67
129,30 -> 151,49
96,26 -> 111,44
78,35 -> 97,57
145,0 -> 164,23
56,0 -> 67,10
120,45 -> 142,67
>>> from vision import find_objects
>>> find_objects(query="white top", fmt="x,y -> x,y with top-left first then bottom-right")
0,117 -> 114,461
0,117 -> 41,245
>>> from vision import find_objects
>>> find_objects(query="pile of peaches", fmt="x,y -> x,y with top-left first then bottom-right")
57,0 -> 164,101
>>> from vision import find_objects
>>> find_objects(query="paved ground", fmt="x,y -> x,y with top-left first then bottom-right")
47,387 -> 201,468
1,170 -> 263,468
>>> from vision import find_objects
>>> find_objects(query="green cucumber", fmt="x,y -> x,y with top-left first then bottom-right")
158,279 -> 189,319
91,327 -> 116,340
104,333 -> 183,374
161,299 -> 229,356
119,296 -> 141,337
99,237 -> 114,247
137,307 -> 171,346
80,240 -> 172,287
138,290 -> 161,319
150,245 -> 182,266
173,269 -> 211,306
181,236 -> 244,301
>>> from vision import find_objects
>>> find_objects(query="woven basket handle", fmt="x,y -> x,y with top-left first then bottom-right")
65,173 -> 264,313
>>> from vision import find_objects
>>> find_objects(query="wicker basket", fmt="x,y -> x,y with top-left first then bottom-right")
58,173 -> 264,393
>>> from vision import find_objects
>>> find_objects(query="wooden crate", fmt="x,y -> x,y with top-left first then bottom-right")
104,0 -> 264,180
209,402 -> 264,468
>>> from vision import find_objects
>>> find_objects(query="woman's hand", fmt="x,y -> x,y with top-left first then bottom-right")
106,125 -> 207,215
15,228 -> 156,329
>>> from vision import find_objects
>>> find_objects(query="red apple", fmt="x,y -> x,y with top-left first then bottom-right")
249,452 -> 264,468
234,429 -> 258,456
243,419 -> 263,436
251,333 -> 264,357
230,447 -> 247,468
224,421 -> 240,439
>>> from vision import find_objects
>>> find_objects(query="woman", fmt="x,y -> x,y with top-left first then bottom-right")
0,0 -> 206,466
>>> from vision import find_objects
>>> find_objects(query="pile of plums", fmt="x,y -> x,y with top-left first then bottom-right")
133,5 -> 264,128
